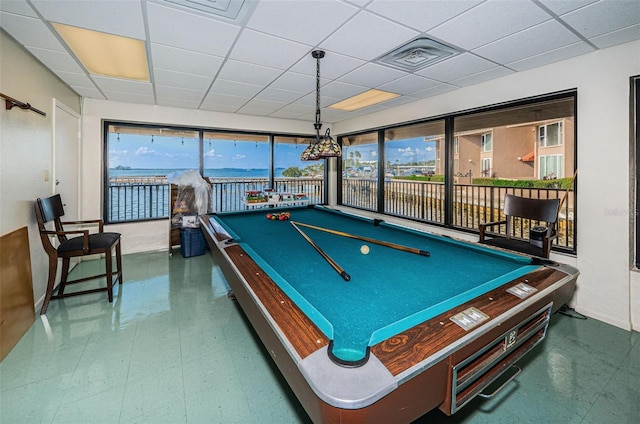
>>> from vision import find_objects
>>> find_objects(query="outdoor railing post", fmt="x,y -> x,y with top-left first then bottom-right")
490,186 -> 495,223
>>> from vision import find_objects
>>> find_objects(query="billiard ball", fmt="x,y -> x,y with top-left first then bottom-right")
360,245 -> 370,255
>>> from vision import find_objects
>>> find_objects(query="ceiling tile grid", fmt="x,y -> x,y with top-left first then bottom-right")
0,0 -> 638,124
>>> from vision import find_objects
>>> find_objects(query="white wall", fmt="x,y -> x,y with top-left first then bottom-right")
0,30 -> 81,307
80,98 -> 315,254
334,40 -> 640,332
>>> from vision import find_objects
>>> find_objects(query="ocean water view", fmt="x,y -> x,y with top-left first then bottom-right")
109,167 -> 287,179
106,167 -> 324,222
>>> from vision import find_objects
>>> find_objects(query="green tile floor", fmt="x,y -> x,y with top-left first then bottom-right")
1,251 -> 638,423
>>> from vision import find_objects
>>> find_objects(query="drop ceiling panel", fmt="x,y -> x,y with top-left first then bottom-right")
428,0 -> 552,50
146,1 -> 241,56
156,96 -> 201,109
321,81 -> 368,100
0,1 -> 38,17
507,41 -> 594,72
229,29 -> 310,70
26,47 -> 85,73
53,70 -> 95,89
415,53 -> 498,83
246,0 -> 358,45
102,90 -> 155,104
255,87 -> 305,103
151,43 -> 224,77
366,0 -> 483,32
31,0 -> 146,39
209,78 -> 264,97
451,66 -> 514,87
201,93 -> 250,109
560,0 -> 640,38
412,84 -> 458,99
154,68 -> 213,91
289,51 -> 365,80
473,20 -> 582,64
237,98 -> 287,115
0,12 -> 66,51
217,60 -> 283,85
271,103 -> 316,118
339,63 -> 406,88
156,84 -> 206,100
321,11 -> 419,61
538,0 -> 598,16
71,85 -> 104,99
378,74 -> 441,95
589,23 -> 640,49
93,76 -> 154,95
269,72 -> 321,94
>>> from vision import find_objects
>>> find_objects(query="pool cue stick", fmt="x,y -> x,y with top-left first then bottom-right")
290,221 -> 351,281
558,169 -> 578,212
291,221 -> 430,257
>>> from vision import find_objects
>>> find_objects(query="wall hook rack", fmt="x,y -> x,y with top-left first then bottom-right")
0,92 -> 46,116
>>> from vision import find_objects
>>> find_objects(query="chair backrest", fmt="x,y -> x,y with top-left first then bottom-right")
38,194 -> 65,221
35,195 -> 68,246
503,194 -> 560,223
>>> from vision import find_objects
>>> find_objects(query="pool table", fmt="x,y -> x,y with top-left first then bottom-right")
200,206 -> 578,423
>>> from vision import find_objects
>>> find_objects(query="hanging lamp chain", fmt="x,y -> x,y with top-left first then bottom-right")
314,50 -> 323,140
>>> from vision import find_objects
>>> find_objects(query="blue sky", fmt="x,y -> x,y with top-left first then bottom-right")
109,134 -> 436,169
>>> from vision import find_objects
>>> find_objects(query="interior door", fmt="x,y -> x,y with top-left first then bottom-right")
53,100 -> 80,220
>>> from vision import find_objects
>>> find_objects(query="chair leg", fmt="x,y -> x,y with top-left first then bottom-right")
58,258 -> 71,296
105,250 -> 114,303
40,256 -> 58,315
115,240 -> 123,285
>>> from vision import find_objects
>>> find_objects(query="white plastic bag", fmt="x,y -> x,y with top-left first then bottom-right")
167,169 -> 210,216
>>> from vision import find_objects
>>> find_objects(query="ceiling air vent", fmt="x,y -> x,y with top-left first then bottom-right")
376,37 -> 460,72
160,0 -> 253,22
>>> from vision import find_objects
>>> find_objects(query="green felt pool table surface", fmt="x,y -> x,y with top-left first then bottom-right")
211,206 -> 539,364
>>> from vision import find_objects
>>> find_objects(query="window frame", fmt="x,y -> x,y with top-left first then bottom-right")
337,89 -> 578,255
481,132 -> 493,152
538,121 -> 563,147
102,121 -> 318,224
538,154 -> 563,179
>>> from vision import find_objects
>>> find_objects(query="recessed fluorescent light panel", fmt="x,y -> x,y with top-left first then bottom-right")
53,23 -> 149,81
329,89 -> 400,112
377,37 -> 460,72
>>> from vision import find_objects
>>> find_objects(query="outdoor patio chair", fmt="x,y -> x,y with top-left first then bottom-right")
479,194 -> 560,258
35,194 -> 122,315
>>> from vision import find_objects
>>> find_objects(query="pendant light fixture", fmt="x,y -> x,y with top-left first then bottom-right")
301,50 -> 342,161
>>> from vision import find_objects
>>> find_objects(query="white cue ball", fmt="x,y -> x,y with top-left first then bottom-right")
360,245 -> 370,255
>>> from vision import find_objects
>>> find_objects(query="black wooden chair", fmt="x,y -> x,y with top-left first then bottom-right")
479,194 -> 560,258
35,194 -> 123,315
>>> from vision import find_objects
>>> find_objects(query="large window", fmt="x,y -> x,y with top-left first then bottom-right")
383,120 -> 445,222
274,135 -> 322,178
203,132 -> 270,179
104,123 -> 321,223
452,96 -> 575,250
339,92 -> 577,253
105,125 -> 199,223
274,135 -> 324,202
341,132 -> 378,211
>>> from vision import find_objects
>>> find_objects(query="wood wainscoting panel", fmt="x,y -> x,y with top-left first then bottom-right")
1,226 -> 35,361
